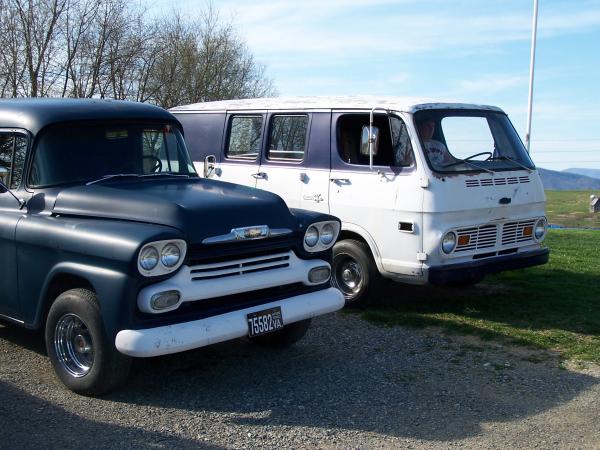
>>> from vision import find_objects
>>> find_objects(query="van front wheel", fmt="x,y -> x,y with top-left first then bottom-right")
332,239 -> 381,308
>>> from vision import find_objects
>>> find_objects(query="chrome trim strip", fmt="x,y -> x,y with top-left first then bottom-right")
202,226 -> 293,244
0,312 -> 25,325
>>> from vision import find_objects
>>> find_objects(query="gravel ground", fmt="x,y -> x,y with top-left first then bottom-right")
1,311 -> 599,449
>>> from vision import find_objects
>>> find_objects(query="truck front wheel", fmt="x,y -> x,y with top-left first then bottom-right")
45,288 -> 131,396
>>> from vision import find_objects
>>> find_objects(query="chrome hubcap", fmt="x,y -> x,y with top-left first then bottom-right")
54,314 -> 94,378
334,257 -> 364,299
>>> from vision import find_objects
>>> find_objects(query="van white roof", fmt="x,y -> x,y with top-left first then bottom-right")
170,96 -> 504,114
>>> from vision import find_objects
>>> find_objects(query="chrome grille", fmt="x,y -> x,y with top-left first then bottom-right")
502,219 -> 536,246
189,252 -> 291,281
455,224 -> 498,252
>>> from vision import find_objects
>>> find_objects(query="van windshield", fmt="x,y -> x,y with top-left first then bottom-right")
29,122 -> 197,188
414,110 -> 535,174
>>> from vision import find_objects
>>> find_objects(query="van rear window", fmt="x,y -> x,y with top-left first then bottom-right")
226,116 -> 263,160
267,115 -> 308,161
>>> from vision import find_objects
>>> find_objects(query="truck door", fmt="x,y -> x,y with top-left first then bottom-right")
218,113 -> 266,189
0,132 -> 27,320
328,112 -> 423,278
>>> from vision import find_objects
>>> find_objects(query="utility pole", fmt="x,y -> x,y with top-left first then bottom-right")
525,0 -> 539,152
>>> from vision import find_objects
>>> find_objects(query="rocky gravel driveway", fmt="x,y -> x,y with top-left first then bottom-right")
1,312 -> 599,449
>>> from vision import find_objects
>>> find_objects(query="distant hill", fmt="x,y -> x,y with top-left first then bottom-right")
538,168 -> 600,190
564,168 -> 600,180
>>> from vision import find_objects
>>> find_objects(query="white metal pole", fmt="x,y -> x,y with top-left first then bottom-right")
525,0 -> 539,152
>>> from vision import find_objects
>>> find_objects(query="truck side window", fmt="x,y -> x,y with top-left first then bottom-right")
267,115 -> 308,161
0,133 -> 27,189
338,114 -> 413,167
226,116 -> 263,160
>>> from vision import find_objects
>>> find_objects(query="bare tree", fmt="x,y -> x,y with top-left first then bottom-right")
0,0 -> 277,104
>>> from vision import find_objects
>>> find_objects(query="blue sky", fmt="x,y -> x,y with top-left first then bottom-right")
154,0 -> 600,171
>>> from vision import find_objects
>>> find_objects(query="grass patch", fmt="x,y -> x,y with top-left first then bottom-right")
362,229 -> 600,362
545,190 -> 600,228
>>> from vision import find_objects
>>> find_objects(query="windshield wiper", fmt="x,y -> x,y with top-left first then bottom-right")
86,173 -> 141,185
489,156 -> 533,173
441,159 -> 495,174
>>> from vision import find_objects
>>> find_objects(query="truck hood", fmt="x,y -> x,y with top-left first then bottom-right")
51,178 -> 297,243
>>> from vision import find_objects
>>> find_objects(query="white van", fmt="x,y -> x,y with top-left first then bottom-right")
171,97 -> 549,307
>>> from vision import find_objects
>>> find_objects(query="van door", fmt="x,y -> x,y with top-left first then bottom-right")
299,111 -> 331,213
219,113 -> 266,188
329,112 -> 423,278
255,112 -> 310,209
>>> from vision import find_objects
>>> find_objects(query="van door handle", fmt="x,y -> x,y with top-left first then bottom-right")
330,178 -> 350,184
251,172 -> 267,179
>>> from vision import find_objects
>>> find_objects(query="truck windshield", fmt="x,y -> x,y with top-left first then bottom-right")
29,122 -> 197,188
414,110 -> 535,174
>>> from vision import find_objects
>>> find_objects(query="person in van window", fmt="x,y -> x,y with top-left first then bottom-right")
417,119 -> 454,167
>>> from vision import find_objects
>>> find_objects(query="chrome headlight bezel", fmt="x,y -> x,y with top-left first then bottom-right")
303,221 -> 341,252
534,217 -> 548,242
138,239 -> 187,277
441,231 -> 457,254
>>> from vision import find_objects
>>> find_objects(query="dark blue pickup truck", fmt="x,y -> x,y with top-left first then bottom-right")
0,99 -> 343,395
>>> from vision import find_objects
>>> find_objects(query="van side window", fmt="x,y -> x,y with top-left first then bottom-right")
338,114 -> 414,167
226,116 -> 263,160
0,133 -> 27,189
267,115 -> 308,161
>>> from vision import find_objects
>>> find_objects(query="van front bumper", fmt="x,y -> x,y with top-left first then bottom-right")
115,287 -> 344,357
428,247 -> 549,285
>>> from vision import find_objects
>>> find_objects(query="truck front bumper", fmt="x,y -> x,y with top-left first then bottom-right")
428,247 -> 550,285
115,287 -> 344,357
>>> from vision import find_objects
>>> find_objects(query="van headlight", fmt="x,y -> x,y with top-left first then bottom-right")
441,231 -> 457,254
138,239 -> 187,276
534,217 -> 547,241
303,221 -> 340,252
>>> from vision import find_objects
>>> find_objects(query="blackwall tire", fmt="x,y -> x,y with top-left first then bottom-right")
332,239 -> 381,308
45,288 -> 131,396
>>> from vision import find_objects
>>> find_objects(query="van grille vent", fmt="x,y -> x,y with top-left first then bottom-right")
455,224 -> 498,252
465,176 -> 530,188
501,219 -> 536,246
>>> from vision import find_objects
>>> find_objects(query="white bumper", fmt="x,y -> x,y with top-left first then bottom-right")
115,287 -> 344,357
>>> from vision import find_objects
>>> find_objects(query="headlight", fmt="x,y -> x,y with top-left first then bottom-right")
303,221 -> 340,252
442,231 -> 457,254
534,217 -> 547,241
320,223 -> 335,245
139,246 -> 159,271
304,226 -> 319,247
161,243 -> 181,268
138,239 -> 187,276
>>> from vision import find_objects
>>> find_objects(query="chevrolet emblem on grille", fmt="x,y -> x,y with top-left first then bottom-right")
202,225 -> 294,245
235,225 -> 269,240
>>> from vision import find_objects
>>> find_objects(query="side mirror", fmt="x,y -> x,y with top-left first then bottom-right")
0,179 -> 25,208
204,155 -> 216,178
360,126 -> 379,157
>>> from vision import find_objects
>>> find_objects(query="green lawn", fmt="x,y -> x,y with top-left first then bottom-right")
545,190 -> 600,228
362,229 -> 600,362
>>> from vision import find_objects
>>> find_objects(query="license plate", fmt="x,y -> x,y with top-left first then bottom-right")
247,307 -> 284,337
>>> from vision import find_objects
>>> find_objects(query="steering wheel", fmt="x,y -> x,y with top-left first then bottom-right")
143,155 -> 163,173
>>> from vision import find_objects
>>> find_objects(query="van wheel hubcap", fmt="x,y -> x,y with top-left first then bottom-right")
334,257 -> 364,299
54,314 -> 94,378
